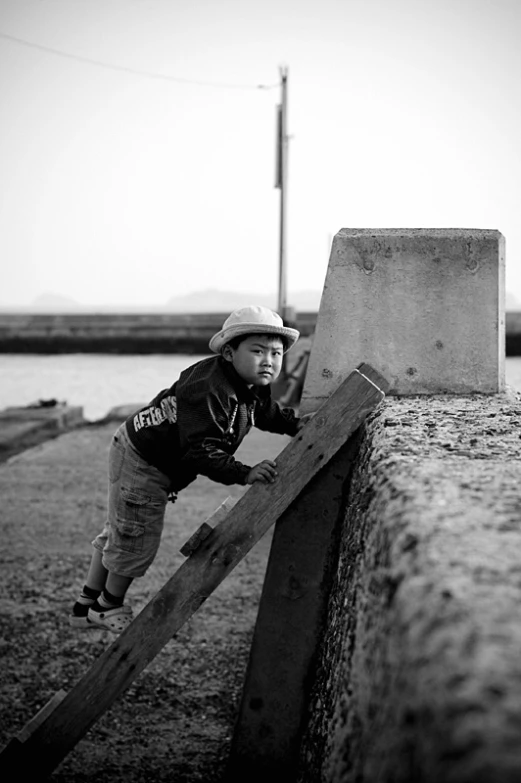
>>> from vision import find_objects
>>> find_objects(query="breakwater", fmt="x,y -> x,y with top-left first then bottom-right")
299,389 -> 521,782
0,312 -> 317,354
0,311 -> 520,354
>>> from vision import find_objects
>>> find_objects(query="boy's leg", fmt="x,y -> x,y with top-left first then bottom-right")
85,548 -> 109,591
106,572 -> 133,598
71,550 -> 131,613
69,550 -> 108,627
70,553 -> 134,629
71,422 -> 169,633
69,423 -> 123,628
87,571 -> 133,633
87,571 -> 134,632
89,572 -> 133,614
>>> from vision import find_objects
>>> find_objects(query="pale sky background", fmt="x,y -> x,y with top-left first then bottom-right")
1,0 -> 520,310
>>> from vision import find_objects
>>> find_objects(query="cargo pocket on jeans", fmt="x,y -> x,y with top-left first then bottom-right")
114,488 -> 152,553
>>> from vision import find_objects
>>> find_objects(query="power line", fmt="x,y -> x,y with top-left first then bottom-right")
0,31 -> 279,91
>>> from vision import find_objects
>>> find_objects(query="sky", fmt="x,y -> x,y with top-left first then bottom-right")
1,0 -> 520,310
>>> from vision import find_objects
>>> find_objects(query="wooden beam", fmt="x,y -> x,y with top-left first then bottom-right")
0,363 -> 388,782
179,497 -> 236,556
0,691 -> 67,767
226,436 -> 363,781
226,363 -> 390,780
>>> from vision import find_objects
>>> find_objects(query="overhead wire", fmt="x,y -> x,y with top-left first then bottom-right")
0,31 -> 279,91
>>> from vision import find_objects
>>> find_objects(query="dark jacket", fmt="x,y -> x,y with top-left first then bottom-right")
125,355 -> 299,491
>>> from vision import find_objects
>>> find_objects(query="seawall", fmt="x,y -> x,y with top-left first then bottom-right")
0,311 -> 519,354
0,312 -> 316,353
299,389 -> 521,783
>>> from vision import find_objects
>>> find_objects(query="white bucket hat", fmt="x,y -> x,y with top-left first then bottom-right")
209,305 -> 300,354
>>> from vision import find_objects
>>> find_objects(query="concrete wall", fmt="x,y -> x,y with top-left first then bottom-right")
302,229 -> 505,410
298,389 -> 521,783
0,312 -> 316,354
1,307 -> 520,357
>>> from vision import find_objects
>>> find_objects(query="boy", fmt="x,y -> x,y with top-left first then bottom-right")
70,305 -> 308,633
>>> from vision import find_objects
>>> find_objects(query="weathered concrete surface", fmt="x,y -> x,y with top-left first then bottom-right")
2,310 -> 521,356
299,388 -> 521,783
302,228 -> 505,410
0,312 -> 316,354
0,403 -> 85,462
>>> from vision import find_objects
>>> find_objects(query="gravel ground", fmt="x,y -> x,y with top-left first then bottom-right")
0,422 -> 290,782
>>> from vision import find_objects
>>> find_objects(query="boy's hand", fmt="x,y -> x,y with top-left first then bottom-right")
246,460 -> 278,484
296,413 -> 315,432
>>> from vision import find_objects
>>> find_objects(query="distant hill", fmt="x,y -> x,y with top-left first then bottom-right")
165,289 -> 276,312
1,287 -> 519,313
0,289 -> 323,313
30,292 -> 85,311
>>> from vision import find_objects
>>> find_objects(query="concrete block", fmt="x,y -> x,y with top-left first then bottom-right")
301,229 -> 505,408
299,392 -> 521,783
0,404 -> 85,457
0,404 -> 84,428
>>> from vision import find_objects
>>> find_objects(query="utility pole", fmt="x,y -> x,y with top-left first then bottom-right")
275,65 -> 289,319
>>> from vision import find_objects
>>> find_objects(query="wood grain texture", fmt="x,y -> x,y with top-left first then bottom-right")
179,497 -> 235,556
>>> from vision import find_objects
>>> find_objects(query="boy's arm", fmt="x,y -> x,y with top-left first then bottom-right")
177,390 -> 252,485
254,393 -> 301,436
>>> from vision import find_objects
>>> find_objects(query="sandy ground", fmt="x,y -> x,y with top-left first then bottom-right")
0,422 -> 290,782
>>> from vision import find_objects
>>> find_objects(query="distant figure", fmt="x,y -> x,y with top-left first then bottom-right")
70,306 -> 312,633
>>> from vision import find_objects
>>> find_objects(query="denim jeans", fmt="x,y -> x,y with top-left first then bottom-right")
92,423 -> 171,578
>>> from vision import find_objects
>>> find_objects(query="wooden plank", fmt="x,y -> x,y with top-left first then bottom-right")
180,496 -> 236,556
17,691 -> 67,743
226,437 -> 363,781
227,363 -> 390,780
179,522 -> 213,556
0,690 -> 68,768
0,363 -> 388,782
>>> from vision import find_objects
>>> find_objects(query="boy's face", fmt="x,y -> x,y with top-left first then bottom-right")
223,335 -> 284,386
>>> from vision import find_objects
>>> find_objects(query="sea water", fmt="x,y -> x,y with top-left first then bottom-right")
0,354 -> 208,421
1,354 -> 521,421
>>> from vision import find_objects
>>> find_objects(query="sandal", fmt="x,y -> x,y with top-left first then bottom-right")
68,613 -> 99,629
87,605 -> 133,634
